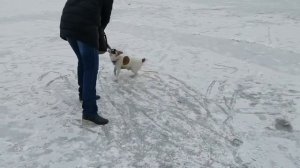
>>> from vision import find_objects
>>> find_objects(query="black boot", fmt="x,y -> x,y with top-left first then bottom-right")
82,114 -> 109,125
79,95 -> 101,101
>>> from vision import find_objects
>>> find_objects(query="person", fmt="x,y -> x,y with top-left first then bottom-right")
60,0 -> 114,125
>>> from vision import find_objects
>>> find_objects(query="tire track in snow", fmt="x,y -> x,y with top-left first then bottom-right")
99,71 -> 245,167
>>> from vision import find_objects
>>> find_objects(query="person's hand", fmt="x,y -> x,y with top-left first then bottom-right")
98,28 -> 108,54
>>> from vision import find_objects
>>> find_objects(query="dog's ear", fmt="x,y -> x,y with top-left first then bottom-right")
117,50 -> 123,55
123,56 -> 130,65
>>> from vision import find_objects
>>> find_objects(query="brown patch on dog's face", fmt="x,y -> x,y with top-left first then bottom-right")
123,56 -> 130,65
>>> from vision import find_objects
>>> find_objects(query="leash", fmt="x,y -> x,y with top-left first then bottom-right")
104,32 -> 119,55
104,33 -> 112,51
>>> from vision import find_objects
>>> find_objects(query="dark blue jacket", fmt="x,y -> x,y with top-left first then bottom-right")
60,0 -> 113,49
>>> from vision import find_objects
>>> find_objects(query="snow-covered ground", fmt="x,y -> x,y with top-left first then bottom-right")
1,0 -> 300,167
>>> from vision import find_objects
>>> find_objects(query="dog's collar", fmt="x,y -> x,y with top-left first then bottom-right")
112,61 -> 117,65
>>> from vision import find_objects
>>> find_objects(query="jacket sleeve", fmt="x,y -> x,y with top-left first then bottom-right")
101,0 -> 113,30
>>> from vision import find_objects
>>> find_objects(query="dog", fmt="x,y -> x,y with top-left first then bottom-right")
108,49 -> 146,78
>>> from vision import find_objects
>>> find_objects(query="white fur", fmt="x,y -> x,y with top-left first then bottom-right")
109,50 -> 145,79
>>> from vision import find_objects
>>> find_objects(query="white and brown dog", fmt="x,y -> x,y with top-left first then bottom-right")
108,49 -> 146,78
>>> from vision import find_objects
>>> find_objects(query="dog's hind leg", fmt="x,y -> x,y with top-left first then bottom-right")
130,70 -> 138,78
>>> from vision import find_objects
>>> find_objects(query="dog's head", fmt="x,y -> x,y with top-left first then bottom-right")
108,49 -> 123,64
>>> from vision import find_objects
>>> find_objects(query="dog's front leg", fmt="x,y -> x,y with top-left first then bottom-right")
114,66 -> 117,76
114,66 -> 121,79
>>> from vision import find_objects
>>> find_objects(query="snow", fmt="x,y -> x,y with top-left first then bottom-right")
0,0 -> 300,167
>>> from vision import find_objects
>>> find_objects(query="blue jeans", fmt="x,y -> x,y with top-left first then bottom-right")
67,38 -> 99,115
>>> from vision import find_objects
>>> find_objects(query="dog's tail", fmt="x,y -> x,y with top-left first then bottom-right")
142,58 -> 146,63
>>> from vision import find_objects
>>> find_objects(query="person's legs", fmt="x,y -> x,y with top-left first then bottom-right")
76,41 -> 108,125
67,38 -> 83,100
76,40 -> 99,115
67,38 -> 108,125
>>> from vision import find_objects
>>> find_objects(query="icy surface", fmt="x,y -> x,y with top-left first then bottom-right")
0,0 -> 300,167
